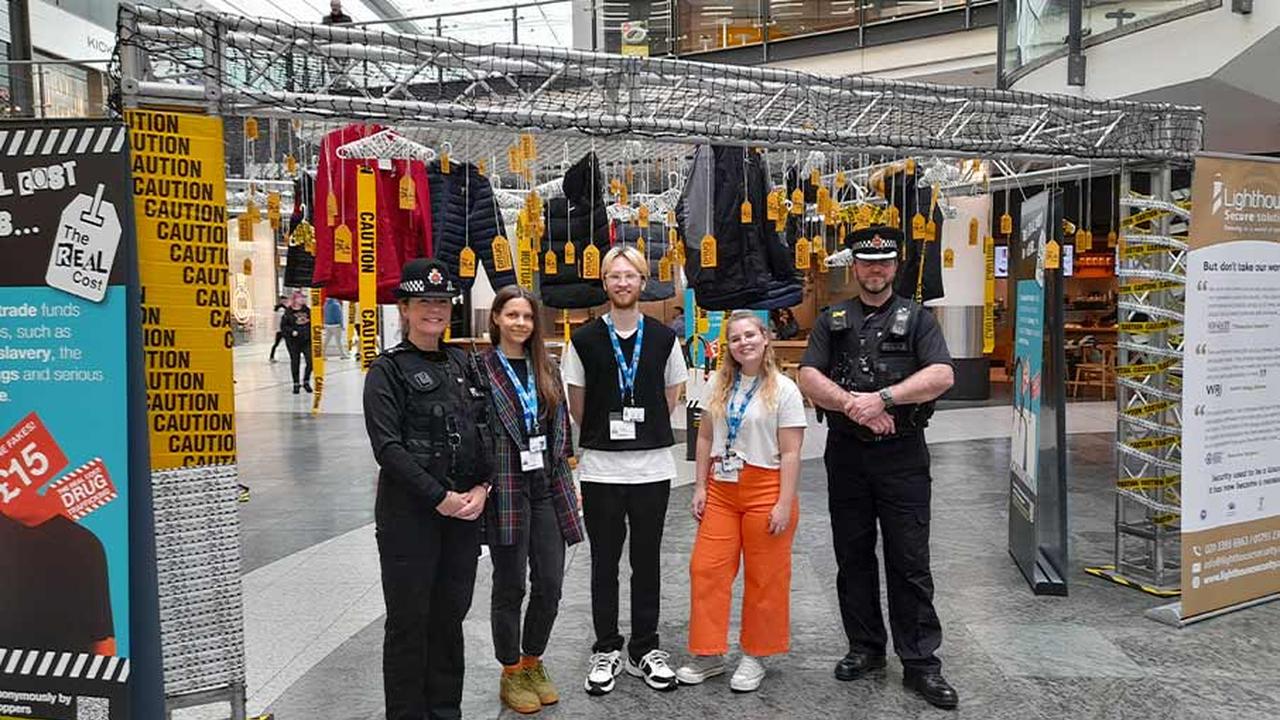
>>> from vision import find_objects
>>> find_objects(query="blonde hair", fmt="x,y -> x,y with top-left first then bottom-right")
707,311 -> 782,419
601,245 -> 649,280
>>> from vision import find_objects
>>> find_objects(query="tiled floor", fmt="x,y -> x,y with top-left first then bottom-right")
192,342 -> 1280,720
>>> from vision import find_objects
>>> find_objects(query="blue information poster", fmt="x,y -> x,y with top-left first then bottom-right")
1010,278 -> 1045,513
0,120 -> 134,719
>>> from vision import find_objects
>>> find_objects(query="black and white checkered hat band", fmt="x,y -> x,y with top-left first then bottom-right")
400,279 -> 426,293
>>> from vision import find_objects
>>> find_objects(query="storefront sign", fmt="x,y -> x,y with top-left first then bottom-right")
0,119 -> 134,719
126,110 -> 236,470
1182,153 -> 1280,619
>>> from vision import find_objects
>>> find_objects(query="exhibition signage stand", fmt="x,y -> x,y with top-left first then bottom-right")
0,119 -> 161,720
1007,188 -> 1070,596
1148,153 -> 1280,626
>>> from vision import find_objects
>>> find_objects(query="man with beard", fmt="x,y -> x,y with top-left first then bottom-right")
563,246 -> 689,695
798,226 -> 959,709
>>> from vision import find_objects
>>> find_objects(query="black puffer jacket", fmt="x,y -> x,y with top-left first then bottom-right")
428,161 -> 517,292
541,153 -> 612,309
678,145 -> 801,311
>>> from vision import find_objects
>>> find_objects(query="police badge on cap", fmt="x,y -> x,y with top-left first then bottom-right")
848,226 -> 902,261
397,258 -> 459,299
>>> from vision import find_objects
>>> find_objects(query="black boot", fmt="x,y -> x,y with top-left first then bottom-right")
292,384 -> 300,394
302,381 -> 313,393
834,652 -> 886,681
903,670 -> 958,709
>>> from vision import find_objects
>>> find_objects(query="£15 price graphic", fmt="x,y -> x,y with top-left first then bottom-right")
0,412 -> 70,511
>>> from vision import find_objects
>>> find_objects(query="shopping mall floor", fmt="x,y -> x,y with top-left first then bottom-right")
190,342 -> 1280,720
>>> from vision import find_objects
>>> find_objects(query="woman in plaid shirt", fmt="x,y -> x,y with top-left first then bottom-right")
479,286 -> 585,714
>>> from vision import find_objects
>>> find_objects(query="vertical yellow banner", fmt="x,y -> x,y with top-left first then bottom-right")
310,288 -> 325,414
357,167 -> 378,371
983,235 -> 995,354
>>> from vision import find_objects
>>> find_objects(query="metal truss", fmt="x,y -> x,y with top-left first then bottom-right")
115,4 -> 1203,163
1111,168 -> 1191,592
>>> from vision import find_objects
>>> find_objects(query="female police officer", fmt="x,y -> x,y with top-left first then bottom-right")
363,258 -> 495,720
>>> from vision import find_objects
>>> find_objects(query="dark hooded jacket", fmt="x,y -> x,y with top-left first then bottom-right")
428,160 -> 517,292
540,152 -> 613,309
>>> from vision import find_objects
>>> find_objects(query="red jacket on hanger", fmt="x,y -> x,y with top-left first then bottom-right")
312,123 -> 433,303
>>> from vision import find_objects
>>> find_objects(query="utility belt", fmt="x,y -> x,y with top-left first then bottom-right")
405,425 -> 478,492
822,401 -> 935,443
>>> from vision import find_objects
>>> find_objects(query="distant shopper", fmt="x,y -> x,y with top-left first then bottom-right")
564,245 -> 689,695
669,306 -> 685,336
323,297 -> 347,359
269,294 -> 287,363
676,311 -> 806,693
481,286 -> 584,714
798,226 -> 959,709
280,291 -> 314,394
321,0 -> 353,24
363,258 -> 494,720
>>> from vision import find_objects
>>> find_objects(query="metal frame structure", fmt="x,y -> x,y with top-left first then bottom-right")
111,5 -> 1207,716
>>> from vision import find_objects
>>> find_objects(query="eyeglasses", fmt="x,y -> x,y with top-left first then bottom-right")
605,272 -> 643,284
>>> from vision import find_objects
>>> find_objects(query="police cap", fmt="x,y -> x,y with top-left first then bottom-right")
848,226 -> 902,261
396,258 -> 459,299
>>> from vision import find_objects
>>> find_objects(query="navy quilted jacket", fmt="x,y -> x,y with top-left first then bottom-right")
428,161 -> 517,292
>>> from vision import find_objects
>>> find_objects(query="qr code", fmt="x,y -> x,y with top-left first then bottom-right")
76,696 -> 109,720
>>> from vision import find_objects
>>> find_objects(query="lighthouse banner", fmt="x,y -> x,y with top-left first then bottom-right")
0,120 -> 134,718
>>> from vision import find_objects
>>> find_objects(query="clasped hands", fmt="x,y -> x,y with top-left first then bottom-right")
844,391 -> 895,436
435,485 -> 487,521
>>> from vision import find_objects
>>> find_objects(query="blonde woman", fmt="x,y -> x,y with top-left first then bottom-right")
676,310 -> 807,692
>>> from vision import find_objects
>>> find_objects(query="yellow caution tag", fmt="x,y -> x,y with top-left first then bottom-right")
625,166 -> 635,186
638,205 -> 650,228
564,240 -> 576,265
905,158 -> 916,175
582,244 -> 601,279
619,185 -> 629,205
637,237 -> 646,256
795,237 -> 811,269
492,235 -> 513,272
659,255 -> 673,282
244,117 -> 259,140
925,219 -> 938,242
911,212 -> 926,238
237,214 -> 253,242
609,178 -> 621,196
544,249 -> 558,275
817,187 -> 831,215
790,188 -> 805,215
815,246 -> 828,273
520,133 -> 537,159
944,247 -> 955,269
477,158 -> 487,176
243,258 -> 253,275
667,227 -> 678,247
812,234 -> 826,254
1045,239 -> 1061,269
267,191 -> 281,215
741,200 -> 753,224
700,234 -> 718,268
508,147 -> 521,174
334,224 -> 353,263
838,224 -> 847,244
246,200 -> 260,223
666,210 -> 677,226
969,217 -> 979,246
293,220 -> 315,253
1000,212 -> 1013,236
1075,228 -> 1090,251
398,174 -> 416,210
835,171 -> 846,189
459,246 -> 477,278
809,168 -> 820,187
1107,230 -> 1118,248
326,190 -> 338,227
886,206 -> 901,228
517,235 -> 535,289
854,204 -> 873,229
286,153 -> 297,176
766,191 -> 780,221
440,151 -> 451,175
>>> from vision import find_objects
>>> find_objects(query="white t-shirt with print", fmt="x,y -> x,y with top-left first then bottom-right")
708,372 -> 808,471
562,321 -> 690,484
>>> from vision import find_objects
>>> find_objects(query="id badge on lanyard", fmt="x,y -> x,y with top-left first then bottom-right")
605,315 -> 645,432
715,449 -> 744,482
609,413 -> 637,440
717,374 -> 760,483
521,438 -> 546,472
498,353 -> 545,471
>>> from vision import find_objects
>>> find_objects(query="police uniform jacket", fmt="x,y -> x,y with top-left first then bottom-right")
479,350 -> 584,548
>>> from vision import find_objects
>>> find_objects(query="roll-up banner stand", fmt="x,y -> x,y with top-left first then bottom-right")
1007,188 -> 1070,596
0,120 -> 162,719
1152,153 -> 1280,626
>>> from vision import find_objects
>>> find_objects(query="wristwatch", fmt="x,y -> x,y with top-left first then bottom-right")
878,387 -> 895,409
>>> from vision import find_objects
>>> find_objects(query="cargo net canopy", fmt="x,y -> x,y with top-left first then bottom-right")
114,4 -> 1203,162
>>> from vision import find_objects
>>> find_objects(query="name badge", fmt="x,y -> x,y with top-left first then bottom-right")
623,406 -> 646,423
521,449 -> 545,472
713,456 -> 741,483
609,412 -> 637,440
720,450 -> 744,473
528,435 -> 547,453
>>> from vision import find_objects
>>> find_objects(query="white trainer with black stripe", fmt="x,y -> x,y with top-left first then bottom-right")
584,650 -> 622,696
626,649 -> 678,691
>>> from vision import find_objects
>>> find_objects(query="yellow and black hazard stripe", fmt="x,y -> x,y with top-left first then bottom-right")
1084,565 -> 1181,597
1115,357 -> 1179,378
1122,400 -> 1178,418
1119,319 -> 1179,333
1121,207 -> 1170,229
1117,475 -> 1180,491
1119,279 -> 1182,296
1126,435 -> 1180,452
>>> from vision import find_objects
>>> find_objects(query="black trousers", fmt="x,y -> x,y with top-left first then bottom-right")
824,434 -> 942,671
377,505 -> 480,720
285,333 -> 313,385
270,330 -> 284,360
581,479 -> 670,664
490,488 -> 567,666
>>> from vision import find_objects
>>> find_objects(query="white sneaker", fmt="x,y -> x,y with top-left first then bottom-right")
626,649 -> 678,691
583,650 -> 622,696
730,655 -> 765,693
675,655 -> 725,685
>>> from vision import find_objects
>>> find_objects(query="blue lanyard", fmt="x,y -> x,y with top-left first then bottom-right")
497,352 -> 539,435
724,373 -> 761,453
603,315 -> 644,404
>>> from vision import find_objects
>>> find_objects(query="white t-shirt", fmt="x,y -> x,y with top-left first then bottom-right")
708,372 -> 808,472
562,318 -> 690,484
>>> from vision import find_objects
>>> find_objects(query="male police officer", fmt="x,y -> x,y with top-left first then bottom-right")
798,227 -> 959,709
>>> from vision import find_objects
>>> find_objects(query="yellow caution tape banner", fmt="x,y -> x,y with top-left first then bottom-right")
310,288 -> 325,414
357,167 -> 378,372
1119,319 -> 1178,333
1117,475 -> 1181,491
1119,279 -> 1182,296
1115,357 -> 1179,378
1122,400 -> 1178,418
1126,435 -> 1180,451
983,235 -> 995,354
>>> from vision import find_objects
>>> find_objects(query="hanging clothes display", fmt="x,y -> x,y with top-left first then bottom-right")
427,160 -> 515,292
288,171 -> 316,234
616,222 -> 674,302
890,170 -> 945,303
678,144 -> 802,311
311,123 -> 434,303
540,152 -> 612,309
